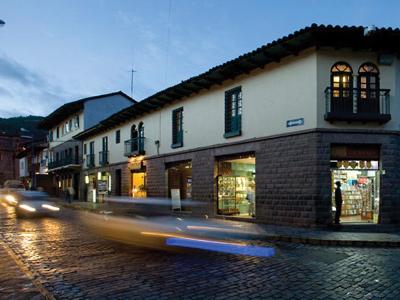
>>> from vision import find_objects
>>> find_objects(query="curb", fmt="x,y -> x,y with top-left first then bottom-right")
61,204 -> 400,248
264,235 -> 400,247
0,239 -> 56,300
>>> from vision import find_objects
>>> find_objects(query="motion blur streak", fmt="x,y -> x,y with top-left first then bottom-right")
82,212 -> 272,255
186,225 -> 242,233
19,204 -> 36,212
166,237 -> 275,257
41,204 -> 60,211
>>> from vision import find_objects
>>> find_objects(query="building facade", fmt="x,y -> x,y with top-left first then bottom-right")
39,92 -> 135,200
74,25 -> 400,227
0,134 -> 23,185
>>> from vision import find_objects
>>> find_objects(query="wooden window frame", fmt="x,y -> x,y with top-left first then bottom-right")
115,130 -> 121,144
224,86 -> 242,138
171,107 -> 184,148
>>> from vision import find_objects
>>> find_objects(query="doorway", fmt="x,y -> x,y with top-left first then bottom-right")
331,160 -> 380,223
115,169 -> 122,196
132,172 -> 146,198
166,161 -> 192,211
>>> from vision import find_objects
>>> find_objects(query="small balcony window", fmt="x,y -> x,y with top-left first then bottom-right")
224,87 -> 242,138
172,108 -> 183,148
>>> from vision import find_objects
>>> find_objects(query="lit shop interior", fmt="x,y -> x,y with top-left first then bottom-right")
216,154 -> 256,218
167,161 -> 192,211
85,172 -> 112,203
331,160 -> 380,223
132,171 -> 147,198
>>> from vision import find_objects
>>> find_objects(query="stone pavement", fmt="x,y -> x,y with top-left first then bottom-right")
0,242 -> 44,299
59,200 -> 400,247
2,204 -> 400,299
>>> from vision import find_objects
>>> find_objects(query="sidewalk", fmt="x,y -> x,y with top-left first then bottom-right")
59,200 -> 400,247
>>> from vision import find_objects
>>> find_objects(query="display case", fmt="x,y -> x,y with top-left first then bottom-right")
217,176 -> 250,215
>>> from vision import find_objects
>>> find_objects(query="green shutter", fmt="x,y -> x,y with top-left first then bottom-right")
172,107 -> 183,148
224,87 -> 242,138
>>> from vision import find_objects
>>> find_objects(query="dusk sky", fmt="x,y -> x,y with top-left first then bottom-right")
0,0 -> 400,118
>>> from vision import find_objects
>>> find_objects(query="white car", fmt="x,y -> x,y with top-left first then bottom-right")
13,191 -> 61,218
1,180 -> 26,205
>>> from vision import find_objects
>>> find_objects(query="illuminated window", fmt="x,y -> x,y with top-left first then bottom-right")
331,62 -> 353,98
358,62 -> 379,99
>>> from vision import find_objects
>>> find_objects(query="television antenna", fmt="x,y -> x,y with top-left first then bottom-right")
130,68 -> 137,98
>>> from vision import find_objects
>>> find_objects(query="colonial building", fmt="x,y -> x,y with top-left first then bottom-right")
0,134 -> 23,185
16,139 -> 53,193
74,25 -> 400,227
38,91 -> 135,200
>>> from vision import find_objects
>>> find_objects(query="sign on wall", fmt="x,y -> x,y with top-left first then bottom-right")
286,118 -> 304,127
97,180 -> 108,194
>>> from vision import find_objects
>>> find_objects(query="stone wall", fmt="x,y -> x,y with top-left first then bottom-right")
138,130 -> 400,227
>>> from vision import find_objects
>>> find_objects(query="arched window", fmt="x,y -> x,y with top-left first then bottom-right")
358,63 -> 379,97
330,62 -> 353,113
357,63 -> 380,113
138,122 -> 144,152
138,122 -> 144,139
130,125 -> 138,151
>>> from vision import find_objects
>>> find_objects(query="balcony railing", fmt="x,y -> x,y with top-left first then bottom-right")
99,151 -> 109,166
124,137 -> 145,157
48,156 -> 80,170
325,87 -> 391,123
86,154 -> 95,168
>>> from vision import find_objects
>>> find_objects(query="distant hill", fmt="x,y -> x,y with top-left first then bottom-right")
0,115 -> 47,139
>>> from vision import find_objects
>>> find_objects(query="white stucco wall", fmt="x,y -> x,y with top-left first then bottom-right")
83,49 -> 318,166
83,48 -> 400,168
316,49 -> 399,130
49,112 -> 84,149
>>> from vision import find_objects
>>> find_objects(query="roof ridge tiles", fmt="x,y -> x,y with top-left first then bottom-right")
73,24 -> 400,140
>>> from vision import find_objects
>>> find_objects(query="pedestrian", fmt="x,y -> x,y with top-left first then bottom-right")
64,187 -> 70,203
69,186 -> 75,203
334,181 -> 342,225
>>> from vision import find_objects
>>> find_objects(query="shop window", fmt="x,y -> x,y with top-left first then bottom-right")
116,130 -> 121,144
132,171 -> 147,198
330,62 -> 353,113
172,107 -> 183,148
216,154 -> 255,218
331,160 -> 380,224
224,87 -> 242,138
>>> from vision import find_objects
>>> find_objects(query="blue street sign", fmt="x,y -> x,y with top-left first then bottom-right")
286,118 -> 304,127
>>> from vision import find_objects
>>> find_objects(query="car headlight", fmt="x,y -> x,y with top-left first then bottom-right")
19,204 -> 36,212
41,204 -> 60,211
5,194 -> 17,204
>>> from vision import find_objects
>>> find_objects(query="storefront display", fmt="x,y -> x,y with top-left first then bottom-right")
132,172 -> 147,198
331,160 -> 379,223
216,155 -> 255,218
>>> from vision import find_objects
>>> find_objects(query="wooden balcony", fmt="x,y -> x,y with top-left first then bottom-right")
324,87 -> 391,123
124,137 -> 145,157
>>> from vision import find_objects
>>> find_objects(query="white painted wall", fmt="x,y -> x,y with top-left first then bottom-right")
82,48 -> 400,168
83,49 -> 318,166
49,112 -> 84,149
316,49 -> 399,130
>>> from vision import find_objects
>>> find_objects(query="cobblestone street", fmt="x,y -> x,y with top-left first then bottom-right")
1,204 -> 400,299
